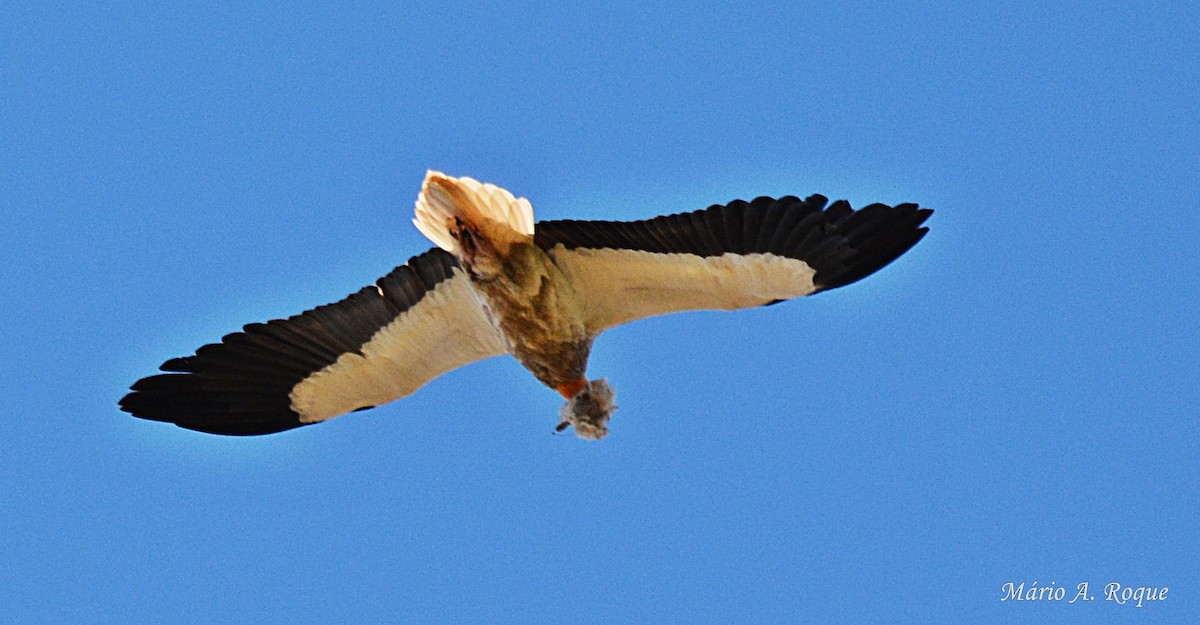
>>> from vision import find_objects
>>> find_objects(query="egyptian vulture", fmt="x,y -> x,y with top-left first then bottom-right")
121,171 -> 932,439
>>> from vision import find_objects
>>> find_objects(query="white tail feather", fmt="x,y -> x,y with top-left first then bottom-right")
412,171 -> 535,254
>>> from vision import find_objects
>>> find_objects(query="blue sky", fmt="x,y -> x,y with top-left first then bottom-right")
3,2 -> 1197,623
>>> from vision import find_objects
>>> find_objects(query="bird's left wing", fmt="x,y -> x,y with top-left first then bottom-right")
535,195 -> 932,334
120,248 -> 506,435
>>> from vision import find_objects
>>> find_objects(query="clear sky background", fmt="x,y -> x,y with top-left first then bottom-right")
2,2 -> 1197,623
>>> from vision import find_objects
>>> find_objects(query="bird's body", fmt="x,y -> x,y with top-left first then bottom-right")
415,172 -> 611,434
121,171 -> 932,439
466,242 -> 612,436
418,173 -> 592,389
468,240 -> 592,394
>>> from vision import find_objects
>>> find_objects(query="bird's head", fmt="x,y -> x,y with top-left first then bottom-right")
556,378 -> 616,440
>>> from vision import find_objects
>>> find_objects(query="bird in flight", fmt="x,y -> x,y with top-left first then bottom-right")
121,171 -> 932,439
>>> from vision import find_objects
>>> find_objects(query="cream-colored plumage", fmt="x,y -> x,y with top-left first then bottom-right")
546,247 -> 818,334
289,268 -> 505,423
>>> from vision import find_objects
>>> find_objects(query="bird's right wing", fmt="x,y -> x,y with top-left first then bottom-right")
535,195 -> 931,334
120,248 -> 507,435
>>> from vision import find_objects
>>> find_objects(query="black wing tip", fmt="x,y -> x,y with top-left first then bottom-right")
810,203 -> 933,292
120,380 -> 308,436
